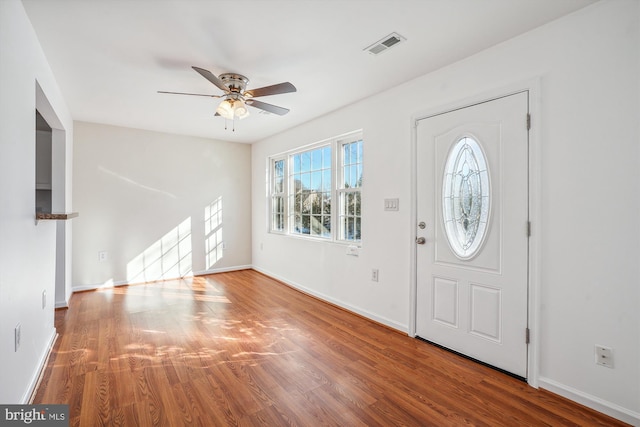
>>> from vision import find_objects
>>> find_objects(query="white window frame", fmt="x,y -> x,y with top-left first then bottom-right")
270,158 -> 286,233
336,135 -> 363,242
268,130 -> 363,243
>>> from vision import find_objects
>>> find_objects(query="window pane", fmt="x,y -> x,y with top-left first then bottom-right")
301,152 -> 311,171
323,215 -> 331,235
293,154 -> 301,173
312,149 -> 322,170
322,170 -> 331,191
349,165 -> 358,187
301,173 -> 311,190
342,166 -> 351,188
311,171 -> 322,192
311,215 -> 322,235
322,192 -> 331,214
274,160 -> 284,192
350,142 -> 358,164
344,193 -> 353,216
310,192 -> 319,214
323,146 -> 331,169
301,215 -> 311,234
300,191 -> 311,214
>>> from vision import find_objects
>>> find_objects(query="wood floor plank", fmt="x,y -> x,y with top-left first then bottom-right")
33,270 -> 629,426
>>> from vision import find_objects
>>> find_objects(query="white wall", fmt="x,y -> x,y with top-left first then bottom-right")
0,0 -> 73,403
252,0 -> 639,423
72,122 -> 252,289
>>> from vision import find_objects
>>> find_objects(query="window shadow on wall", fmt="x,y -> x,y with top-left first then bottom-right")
126,217 -> 193,284
205,197 -> 224,269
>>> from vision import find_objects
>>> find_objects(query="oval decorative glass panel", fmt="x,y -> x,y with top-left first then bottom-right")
442,136 -> 490,259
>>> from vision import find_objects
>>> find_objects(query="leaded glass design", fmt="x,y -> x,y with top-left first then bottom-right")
442,136 -> 490,259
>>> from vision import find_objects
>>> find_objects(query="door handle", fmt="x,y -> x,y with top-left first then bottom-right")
415,237 -> 426,245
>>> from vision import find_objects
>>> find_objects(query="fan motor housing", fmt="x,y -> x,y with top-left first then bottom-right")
219,73 -> 249,93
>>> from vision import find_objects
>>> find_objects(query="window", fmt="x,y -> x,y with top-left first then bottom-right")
442,136 -> 490,259
271,159 -> 285,232
269,131 -> 363,242
290,145 -> 332,237
338,139 -> 363,241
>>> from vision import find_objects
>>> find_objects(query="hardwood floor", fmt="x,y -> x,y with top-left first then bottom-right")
33,270 -> 627,426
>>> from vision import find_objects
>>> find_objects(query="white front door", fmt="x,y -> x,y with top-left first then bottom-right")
415,92 -> 529,378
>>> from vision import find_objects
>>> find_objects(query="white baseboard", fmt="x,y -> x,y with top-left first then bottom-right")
252,266 -> 407,334
54,300 -> 68,309
23,328 -> 57,404
72,279 -> 129,293
193,265 -> 253,276
539,377 -> 640,426
71,265 -> 253,293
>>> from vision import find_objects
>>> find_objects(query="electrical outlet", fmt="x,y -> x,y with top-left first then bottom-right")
15,323 -> 21,352
98,251 -> 108,262
371,269 -> 379,282
595,345 -> 614,368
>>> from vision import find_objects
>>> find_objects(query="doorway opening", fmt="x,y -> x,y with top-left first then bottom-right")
36,82 -> 70,308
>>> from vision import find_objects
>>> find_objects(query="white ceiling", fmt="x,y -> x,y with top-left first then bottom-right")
22,0 -> 595,144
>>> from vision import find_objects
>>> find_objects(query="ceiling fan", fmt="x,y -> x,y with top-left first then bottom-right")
159,66 -> 296,124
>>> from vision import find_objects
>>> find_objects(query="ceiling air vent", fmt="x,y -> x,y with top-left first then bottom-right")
364,32 -> 406,56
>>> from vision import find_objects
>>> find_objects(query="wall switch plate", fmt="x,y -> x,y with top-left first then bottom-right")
42,289 -> 46,309
384,198 -> 399,211
371,269 -> 379,282
595,345 -> 614,368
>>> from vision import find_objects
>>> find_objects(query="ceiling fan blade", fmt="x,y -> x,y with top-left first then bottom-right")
192,66 -> 229,93
158,90 -> 221,98
246,99 -> 290,116
245,82 -> 296,98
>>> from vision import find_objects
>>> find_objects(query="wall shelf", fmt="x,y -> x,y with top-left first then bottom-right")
35,212 -> 78,224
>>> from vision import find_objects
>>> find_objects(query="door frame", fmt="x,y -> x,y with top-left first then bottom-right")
409,78 -> 542,388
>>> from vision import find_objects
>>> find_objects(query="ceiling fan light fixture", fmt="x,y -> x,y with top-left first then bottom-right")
233,99 -> 250,119
162,66 -> 296,129
216,99 -> 235,120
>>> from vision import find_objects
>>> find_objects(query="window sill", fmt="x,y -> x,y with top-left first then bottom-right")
269,230 -> 361,248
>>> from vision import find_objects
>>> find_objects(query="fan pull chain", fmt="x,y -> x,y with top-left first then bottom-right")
222,118 -> 236,131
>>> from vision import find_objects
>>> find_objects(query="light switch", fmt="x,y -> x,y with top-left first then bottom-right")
384,198 -> 399,211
